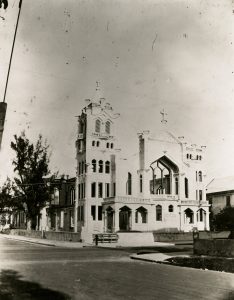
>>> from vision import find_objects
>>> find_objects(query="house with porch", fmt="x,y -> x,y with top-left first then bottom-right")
75,90 -> 210,242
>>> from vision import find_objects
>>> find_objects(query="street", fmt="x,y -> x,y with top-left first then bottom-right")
0,236 -> 233,300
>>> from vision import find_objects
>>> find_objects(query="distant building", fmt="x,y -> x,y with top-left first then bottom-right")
206,176 -> 234,214
43,176 -> 75,232
75,90 -> 210,242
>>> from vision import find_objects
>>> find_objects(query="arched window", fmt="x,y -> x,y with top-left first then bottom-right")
140,174 -> 143,193
185,177 -> 189,198
92,159 -> 96,172
95,119 -> 101,133
168,205 -> 174,212
185,208 -> 194,224
186,154 -> 189,159
189,154 -> 192,159
105,161 -> 110,174
97,141 -> 100,147
126,172 -> 132,195
105,121 -> 111,134
110,143 -> 113,149
99,160 -> 103,173
106,143 -> 109,148
81,161 -> 84,174
156,205 -> 162,221
92,141 -> 95,146
198,171 -> 202,182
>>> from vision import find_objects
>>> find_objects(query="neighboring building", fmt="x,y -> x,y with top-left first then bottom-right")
75,90 -> 210,242
11,175 -> 76,231
44,176 -> 76,232
206,176 -> 234,214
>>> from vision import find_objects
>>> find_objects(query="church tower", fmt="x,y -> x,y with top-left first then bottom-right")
75,84 -> 119,242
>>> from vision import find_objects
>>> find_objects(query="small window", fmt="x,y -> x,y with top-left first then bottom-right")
92,141 -> 95,146
175,177 -> 179,195
190,154 -> 192,159
198,171 -> 202,182
140,175 -> 143,193
126,172 -> 132,195
78,162 -> 81,175
70,188 -> 75,205
99,160 -> 103,173
105,121 -> 110,134
110,143 -> 113,149
91,182 -> 96,198
186,154 -> 189,159
156,205 -> 162,221
168,205 -> 173,212
92,159 -> 96,172
97,141 -> 100,147
106,143 -> 109,148
98,206 -> 102,220
226,196 -> 231,207
105,183 -> 110,197
185,178 -> 189,198
112,182 -> 116,197
105,161 -> 110,174
95,119 -> 101,133
91,205 -> 96,220
199,190 -> 203,201
98,182 -> 103,198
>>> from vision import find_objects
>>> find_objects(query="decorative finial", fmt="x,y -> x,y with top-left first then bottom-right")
160,109 -> 167,124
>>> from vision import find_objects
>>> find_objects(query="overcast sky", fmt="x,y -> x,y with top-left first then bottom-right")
0,0 -> 233,184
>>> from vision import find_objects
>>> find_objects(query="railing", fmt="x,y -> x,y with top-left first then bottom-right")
180,200 -> 208,205
151,194 -> 179,201
103,196 -> 152,204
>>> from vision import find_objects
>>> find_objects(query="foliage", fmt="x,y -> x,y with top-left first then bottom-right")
212,207 -> 234,232
10,132 -> 50,229
0,178 -> 13,213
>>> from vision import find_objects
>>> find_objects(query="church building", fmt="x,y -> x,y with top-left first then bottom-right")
75,89 -> 210,242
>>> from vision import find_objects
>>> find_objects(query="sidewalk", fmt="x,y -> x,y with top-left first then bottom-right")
0,234 -> 88,248
130,252 -> 189,263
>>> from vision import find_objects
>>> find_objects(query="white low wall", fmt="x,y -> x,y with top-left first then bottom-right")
117,232 -> 155,246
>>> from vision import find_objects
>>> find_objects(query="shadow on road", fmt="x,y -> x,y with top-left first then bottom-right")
0,269 -> 71,300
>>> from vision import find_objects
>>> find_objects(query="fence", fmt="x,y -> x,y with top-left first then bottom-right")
9,229 -> 81,242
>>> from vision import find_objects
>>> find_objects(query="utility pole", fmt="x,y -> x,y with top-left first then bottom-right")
0,0 -> 23,148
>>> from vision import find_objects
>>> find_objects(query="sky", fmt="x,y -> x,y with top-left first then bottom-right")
0,0 -> 233,185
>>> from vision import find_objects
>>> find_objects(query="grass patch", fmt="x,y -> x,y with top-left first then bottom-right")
166,256 -> 234,273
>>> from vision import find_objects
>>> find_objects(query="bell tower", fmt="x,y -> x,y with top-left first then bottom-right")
75,84 -> 120,242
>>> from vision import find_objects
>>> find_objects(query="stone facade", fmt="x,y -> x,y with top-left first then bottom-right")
75,92 -> 210,242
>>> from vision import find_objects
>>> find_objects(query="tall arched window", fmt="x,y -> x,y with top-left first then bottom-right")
126,172 -> 132,195
110,143 -> 114,149
105,161 -> 110,174
105,121 -> 111,134
99,160 -> 103,173
156,205 -> 162,221
140,174 -> 143,193
198,171 -> 202,182
95,119 -> 101,133
92,141 -> 95,147
92,159 -> 96,172
185,177 -> 189,198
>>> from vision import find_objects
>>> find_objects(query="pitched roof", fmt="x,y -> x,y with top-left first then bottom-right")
206,176 -> 234,194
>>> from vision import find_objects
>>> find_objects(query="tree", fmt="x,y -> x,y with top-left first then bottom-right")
11,132 -> 50,229
212,207 -> 234,238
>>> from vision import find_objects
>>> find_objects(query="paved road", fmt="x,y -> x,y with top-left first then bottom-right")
0,236 -> 233,300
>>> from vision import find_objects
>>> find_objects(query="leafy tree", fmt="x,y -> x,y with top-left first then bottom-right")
11,132 -> 50,229
212,207 -> 234,238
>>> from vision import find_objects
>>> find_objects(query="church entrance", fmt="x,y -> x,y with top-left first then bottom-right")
119,206 -> 131,231
106,207 -> 114,232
